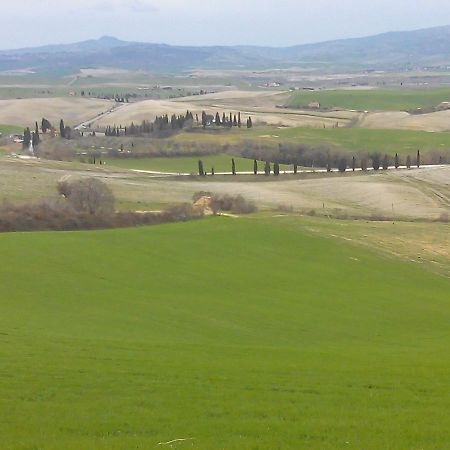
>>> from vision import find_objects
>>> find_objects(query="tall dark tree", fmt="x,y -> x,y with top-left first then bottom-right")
395,153 -> 400,169
238,112 -> 242,128
382,154 -> 389,170
406,155 -> 412,169
198,160 -> 204,176
338,157 -> 347,173
59,119 -> 65,138
326,154 -> 332,172
293,163 -> 298,174
211,167 -> 215,176
264,161 -> 271,176
215,112 -> 221,126
64,126 -> 72,140
372,153 -> 381,171
231,158 -> 236,175
274,162 -> 280,176
23,127 -> 31,148
201,111 -> 207,128
416,150 -> 421,168
247,116 -> 253,129
32,131 -> 39,147
35,122 -> 39,136
253,159 -> 258,175
41,118 -> 52,133
352,156 -> 356,172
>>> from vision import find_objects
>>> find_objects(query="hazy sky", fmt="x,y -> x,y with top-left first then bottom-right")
2,0 -> 450,49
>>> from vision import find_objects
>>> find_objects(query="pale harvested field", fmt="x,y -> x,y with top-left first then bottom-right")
1,156 -> 448,220
0,97 -> 114,128
360,110 -> 450,132
92,90 -> 355,128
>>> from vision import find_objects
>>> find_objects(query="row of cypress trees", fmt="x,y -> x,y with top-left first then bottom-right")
197,152 -> 424,176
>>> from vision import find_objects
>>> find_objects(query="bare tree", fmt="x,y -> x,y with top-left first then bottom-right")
58,179 -> 115,215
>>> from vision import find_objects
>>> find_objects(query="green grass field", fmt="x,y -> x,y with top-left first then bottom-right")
0,124 -> 23,135
1,217 -> 450,449
102,154 -> 290,173
288,88 -> 450,111
171,126 -> 450,156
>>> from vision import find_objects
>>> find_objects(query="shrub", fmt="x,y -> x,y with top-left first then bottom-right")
58,178 -> 115,215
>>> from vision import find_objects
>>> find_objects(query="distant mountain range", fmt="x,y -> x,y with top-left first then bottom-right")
1,26 -> 450,75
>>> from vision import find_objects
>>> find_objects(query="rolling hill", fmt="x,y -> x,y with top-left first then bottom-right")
1,217 -> 450,449
1,25 -> 450,74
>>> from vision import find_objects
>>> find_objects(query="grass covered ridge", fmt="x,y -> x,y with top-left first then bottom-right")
288,88 -> 450,111
1,217 -> 450,449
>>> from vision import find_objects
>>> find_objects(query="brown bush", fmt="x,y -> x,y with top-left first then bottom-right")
58,178 -> 115,215
0,200 -> 203,233
210,194 -> 257,215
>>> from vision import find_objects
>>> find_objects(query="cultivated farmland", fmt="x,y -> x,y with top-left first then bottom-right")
1,217 -> 450,449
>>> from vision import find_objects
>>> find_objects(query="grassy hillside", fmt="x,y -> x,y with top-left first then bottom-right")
288,88 -> 450,111
172,126 -> 450,156
1,217 -> 450,449
0,124 -> 23,135
102,154 -> 290,173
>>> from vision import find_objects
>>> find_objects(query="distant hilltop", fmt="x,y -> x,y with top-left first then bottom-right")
1,25 -> 450,74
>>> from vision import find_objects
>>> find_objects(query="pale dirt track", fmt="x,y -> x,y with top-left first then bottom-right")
0,97 -> 115,128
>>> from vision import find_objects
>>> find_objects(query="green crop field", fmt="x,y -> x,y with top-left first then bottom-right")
102,154 -> 290,173
288,88 -> 450,111
172,126 -> 450,156
1,217 -> 450,449
0,124 -> 23,135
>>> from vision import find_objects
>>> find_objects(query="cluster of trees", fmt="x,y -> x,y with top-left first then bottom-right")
22,122 -> 42,149
107,111 -> 196,137
103,110 -> 253,138
0,179 -> 203,232
59,119 -> 72,140
200,111 -> 251,128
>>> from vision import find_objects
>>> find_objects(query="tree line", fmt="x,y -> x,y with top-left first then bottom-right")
195,151 -> 428,177
103,110 -> 253,137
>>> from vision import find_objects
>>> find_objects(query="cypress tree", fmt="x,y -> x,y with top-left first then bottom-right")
264,161 -> 271,176
215,112 -> 221,126
406,155 -> 411,169
231,158 -> 236,175
372,153 -> 381,171
274,162 -> 280,176
416,150 -> 421,168
211,167 -> 215,176
247,117 -> 253,128
198,160 -> 204,176
395,153 -> 400,169
59,119 -> 65,138
352,156 -> 356,171
382,154 -> 389,170
253,159 -> 258,175
238,112 -> 241,128
32,131 -> 39,147
23,127 -> 31,148
293,163 -> 298,174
